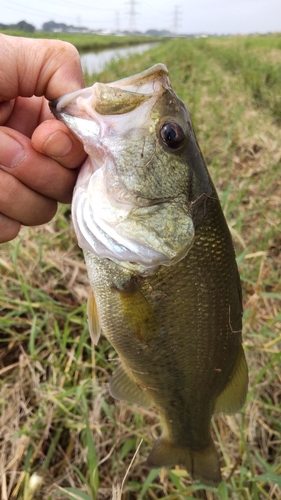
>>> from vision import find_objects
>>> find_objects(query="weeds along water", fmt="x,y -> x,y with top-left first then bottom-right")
0,35 -> 280,500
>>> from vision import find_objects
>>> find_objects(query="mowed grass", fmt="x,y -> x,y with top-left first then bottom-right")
0,35 -> 281,500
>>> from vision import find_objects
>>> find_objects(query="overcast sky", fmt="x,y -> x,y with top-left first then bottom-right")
2,0 -> 280,35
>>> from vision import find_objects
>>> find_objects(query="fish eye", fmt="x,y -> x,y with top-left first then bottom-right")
159,122 -> 185,150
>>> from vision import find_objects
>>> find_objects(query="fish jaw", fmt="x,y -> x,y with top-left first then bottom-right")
49,63 -> 170,150
50,64 -> 195,269
49,64 -> 172,162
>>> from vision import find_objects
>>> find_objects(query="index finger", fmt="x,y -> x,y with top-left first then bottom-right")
0,34 -> 84,102
32,118 -> 87,170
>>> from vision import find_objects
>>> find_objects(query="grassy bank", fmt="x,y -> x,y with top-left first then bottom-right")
0,30 -> 161,52
0,35 -> 281,500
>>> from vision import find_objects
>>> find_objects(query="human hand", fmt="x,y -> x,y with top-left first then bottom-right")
0,34 -> 87,243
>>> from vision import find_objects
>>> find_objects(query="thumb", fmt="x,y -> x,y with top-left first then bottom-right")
0,34 -> 84,102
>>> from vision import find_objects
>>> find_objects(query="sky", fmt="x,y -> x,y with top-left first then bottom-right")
1,0 -> 281,35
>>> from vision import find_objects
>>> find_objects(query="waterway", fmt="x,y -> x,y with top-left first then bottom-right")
80,42 -> 158,75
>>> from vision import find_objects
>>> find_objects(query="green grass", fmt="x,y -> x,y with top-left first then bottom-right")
0,35 -> 280,500
0,30 -> 161,52
198,36 -> 281,123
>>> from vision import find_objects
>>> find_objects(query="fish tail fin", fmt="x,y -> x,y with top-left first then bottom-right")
147,438 -> 221,486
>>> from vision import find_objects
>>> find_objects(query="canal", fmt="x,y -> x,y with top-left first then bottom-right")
80,42 -> 158,74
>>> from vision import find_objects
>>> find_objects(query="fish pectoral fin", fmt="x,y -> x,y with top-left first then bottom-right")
116,280 -> 160,342
214,346 -> 248,415
147,438 -> 221,486
109,364 -> 152,409
87,290 -> 101,345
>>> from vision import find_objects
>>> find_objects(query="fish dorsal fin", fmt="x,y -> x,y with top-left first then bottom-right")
87,290 -> 101,345
109,364 -> 152,409
214,346 -> 248,415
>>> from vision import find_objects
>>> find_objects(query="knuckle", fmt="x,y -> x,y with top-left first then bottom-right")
50,40 -> 80,65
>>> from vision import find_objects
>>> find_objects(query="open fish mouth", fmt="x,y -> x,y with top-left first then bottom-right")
50,64 -> 195,269
50,64 -> 170,142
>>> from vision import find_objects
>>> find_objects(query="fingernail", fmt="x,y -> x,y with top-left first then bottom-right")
42,130 -> 73,157
0,131 -> 26,168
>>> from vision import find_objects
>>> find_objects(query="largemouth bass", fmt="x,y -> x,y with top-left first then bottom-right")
50,64 -> 248,486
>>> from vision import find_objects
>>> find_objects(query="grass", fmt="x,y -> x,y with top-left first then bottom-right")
0,35 -> 281,499
0,30 -> 161,52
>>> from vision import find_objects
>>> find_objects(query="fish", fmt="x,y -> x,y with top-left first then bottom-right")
50,64 -> 248,486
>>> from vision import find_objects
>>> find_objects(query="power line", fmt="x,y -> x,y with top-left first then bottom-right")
2,0 -> 114,26
4,0 -> 111,14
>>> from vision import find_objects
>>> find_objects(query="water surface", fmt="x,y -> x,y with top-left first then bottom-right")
80,43 -> 158,74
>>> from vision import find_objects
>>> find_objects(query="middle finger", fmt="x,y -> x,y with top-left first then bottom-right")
0,127 -> 80,203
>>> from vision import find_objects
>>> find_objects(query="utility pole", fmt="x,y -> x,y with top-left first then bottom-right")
127,0 -> 138,33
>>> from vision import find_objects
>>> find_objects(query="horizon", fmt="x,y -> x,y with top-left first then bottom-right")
1,0 -> 281,37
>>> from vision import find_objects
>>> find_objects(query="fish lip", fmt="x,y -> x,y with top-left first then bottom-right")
49,98 -> 60,119
49,98 -> 57,111
108,63 -> 170,91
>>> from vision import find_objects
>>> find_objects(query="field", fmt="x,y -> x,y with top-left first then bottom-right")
0,30 -> 159,51
0,34 -> 281,500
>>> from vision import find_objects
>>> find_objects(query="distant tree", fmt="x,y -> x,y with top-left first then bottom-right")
0,20 -> 35,32
16,20 -> 35,32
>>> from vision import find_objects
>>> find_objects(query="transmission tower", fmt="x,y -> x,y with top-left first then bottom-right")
127,0 -> 138,33
173,5 -> 182,34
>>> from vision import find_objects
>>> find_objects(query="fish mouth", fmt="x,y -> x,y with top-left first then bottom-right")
49,63 -> 170,135
50,65 -> 194,269
49,63 -> 171,172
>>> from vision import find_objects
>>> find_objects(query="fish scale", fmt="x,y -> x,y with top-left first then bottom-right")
82,197 -> 244,477
50,63 -> 248,486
